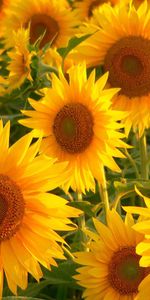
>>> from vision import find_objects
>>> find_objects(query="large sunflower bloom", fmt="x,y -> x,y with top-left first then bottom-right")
0,120 -> 81,297
125,188 -> 150,299
70,1 -> 150,136
19,63 -> 128,193
74,209 -> 150,300
1,0 -> 78,49
7,27 -> 33,91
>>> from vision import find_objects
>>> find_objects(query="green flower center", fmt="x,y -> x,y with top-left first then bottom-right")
53,103 -> 94,154
121,55 -> 143,77
62,118 -> 76,137
108,246 -> 149,295
0,174 -> 25,241
104,36 -> 150,97
25,14 -> 59,48
118,256 -> 141,281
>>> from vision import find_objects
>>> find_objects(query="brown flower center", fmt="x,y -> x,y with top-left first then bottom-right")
108,246 -> 149,295
104,36 -> 150,97
25,14 -> 59,48
53,103 -> 94,154
0,174 -> 25,241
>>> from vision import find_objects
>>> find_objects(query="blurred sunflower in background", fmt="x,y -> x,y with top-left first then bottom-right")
0,120 -> 81,297
0,0 -> 10,36
1,0 -> 79,49
73,0 -> 121,20
74,209 -> 150,300
19,63 -> 128,193
7,27 -> 33,91
0,0 -> 9,15
70,1 -> 150,137
133,0 -> 150,8
42,47 -> 74,74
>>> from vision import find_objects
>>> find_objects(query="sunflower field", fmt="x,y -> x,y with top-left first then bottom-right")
1,0 -> 150,299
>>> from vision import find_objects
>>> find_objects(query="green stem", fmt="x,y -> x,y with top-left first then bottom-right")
124,148 -> 140,179
98,166 -> 109,223
139,133 -> 149,180
77,193 -> 86,229
0,114 -> 22,120
113,193 -> 124,211
77,193 -> 87,250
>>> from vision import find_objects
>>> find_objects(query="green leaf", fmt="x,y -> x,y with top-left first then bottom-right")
3,297 -> 45,300
43,261 -> 77,287
70,201 -> 95,217
114,180 -> 140,195
18,280 -> 51,297
58,34 -> 91,59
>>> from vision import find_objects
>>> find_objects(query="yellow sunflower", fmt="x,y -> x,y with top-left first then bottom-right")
19,63 -> 128,193
7,27 -> 33,91
136,274 -> 150,299
70,1 -> 150,137
0,0 -> 10,36
42,47 -> 74,74
133,0 -> 150,8
0,0 -> 9,14
74,209 -> 150,300
73,0 -> 121,20
124,188 -> 150,300
1,0 -> 78,49
0,120 -> 81,297
124,187 -> 150,268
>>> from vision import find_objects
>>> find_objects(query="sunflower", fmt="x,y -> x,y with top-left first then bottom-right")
74,209 -> 150,300
19,63 -> 128,193
0,0 -> 9,15
7,27 -> 33,91
124,187 -> 150,268
73,0 -> 121,20
42,47 -> 74,74
0,0 -> 10,36
136,274 -> 150,299
70,1 -> 150,137
133,0 -> 150,8
0,120 -> 81,297
124,188 -> 150,299
1,0 -> 78,49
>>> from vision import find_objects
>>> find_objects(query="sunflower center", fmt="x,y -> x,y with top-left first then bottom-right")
0,196 -> 8,224
53,103 -> 94,154
0,174 -> 25,241
88,0 -> 107,17
104,36 -> 150,97
26,14 -> 59,48
108,246 -> 149,295
121,55 -> 143,76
